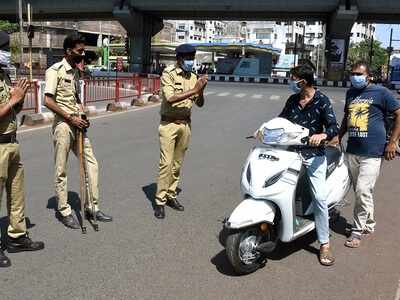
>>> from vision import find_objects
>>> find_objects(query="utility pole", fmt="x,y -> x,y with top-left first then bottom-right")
27,2 -> 33,81
18,0 -> 24,71
369,36 -> 374,65
387,28 -> 393,83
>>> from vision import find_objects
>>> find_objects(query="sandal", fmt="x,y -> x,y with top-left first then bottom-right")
344,235 -> 361,248
319,246 -> 335,266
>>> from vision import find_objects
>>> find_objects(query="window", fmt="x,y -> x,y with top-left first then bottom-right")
274,33 -> 278,39
190,26 -> 193,30
318,33 -> 323,38
276,21 -> 281,25
306,21 -> 314,25
178,36 -> 184,40
286,33 -> 292,38
178,25 -> 185,30
256,33 -> 271,40
357,33 -> 360,37
240,61 -> 250,68
190,36 -> 193,39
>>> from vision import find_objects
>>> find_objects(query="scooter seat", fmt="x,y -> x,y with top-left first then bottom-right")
326,146 -> 341,178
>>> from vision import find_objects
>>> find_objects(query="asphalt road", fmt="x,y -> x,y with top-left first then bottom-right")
1,82 -> 399,300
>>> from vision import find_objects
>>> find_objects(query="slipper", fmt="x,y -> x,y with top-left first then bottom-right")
344,236 -> 361,248
319,246 -> 335,266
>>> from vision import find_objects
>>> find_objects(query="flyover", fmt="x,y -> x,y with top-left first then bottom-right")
1,0 -> 400,79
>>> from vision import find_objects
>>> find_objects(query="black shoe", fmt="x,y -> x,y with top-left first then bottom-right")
154,205 -> 165,219
7,234 -> 45,253
167,198 -> 184,211
0,249 -> 11,267
86,210 -> 113,222
60,214 -> 80,229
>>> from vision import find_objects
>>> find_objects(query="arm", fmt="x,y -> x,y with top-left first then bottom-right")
0,79 -> 29,118
309,99 -> 338,146
194,75 -> 208,107
162,72 -> 206,104
384,89 -> 400,160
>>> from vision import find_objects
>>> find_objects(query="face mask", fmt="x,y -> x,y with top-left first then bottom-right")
0,49 -> 11,67
289,79 -> 302,94
182,60 -> 194,72
350,75 -> 368,89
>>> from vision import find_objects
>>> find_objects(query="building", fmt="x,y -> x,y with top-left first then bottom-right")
172,20 -> 226,43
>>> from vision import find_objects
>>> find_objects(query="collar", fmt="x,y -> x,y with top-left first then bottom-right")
62,57 -> 73,72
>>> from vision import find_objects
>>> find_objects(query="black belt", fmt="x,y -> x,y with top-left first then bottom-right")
0,133 -> 17,144
161,115 -> 191,124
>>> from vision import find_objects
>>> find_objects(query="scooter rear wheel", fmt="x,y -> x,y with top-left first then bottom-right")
226,227 -> 267,275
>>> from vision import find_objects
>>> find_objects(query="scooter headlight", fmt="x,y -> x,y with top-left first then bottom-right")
262,128 -> 284,144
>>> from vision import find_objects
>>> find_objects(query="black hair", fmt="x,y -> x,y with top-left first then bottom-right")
290,65 -> 315,86
351,61 -> 370,74
63,33 -> 85,53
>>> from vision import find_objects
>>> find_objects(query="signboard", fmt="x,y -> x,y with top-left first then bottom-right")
329,39 -> 345,64
116,57 -> 124,72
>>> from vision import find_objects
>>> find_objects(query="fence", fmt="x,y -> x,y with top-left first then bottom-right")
12,75 -> 161,114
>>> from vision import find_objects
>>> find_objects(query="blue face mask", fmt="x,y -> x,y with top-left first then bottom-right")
289,79 -> 302,94
181,60 -> 194,72
350,75 -> 368,89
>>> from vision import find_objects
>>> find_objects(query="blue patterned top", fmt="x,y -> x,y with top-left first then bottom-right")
279,89 -> 339,158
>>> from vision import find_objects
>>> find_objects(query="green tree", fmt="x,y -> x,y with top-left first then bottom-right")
347,38 -> 388,74
0,20 -> 19,33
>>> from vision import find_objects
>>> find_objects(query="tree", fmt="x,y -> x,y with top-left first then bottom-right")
0,20 -> 19,33
347,39 -> 388,75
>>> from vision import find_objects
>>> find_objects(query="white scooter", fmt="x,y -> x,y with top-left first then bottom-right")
223,117 -> 351,275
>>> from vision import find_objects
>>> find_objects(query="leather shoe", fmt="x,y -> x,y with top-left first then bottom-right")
60,214 -> 80,229
0,249 -> 11,267
7,234 -> 45,253
167,198 -> 184,211
154,205 -> 165,219
86,210 -> 113,222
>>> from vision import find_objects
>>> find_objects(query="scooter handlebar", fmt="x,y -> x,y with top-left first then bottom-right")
301,136 -> 328,147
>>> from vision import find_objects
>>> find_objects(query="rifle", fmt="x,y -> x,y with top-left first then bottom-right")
77,115 -> 99,233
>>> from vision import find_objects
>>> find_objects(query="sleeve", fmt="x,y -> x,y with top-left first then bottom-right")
322,97 -> 339,140
278,97 -> 293,118
44,68 -> 58,96
160,71 -> 175,101
383,88 -> 400,113
344,90 -> 350,112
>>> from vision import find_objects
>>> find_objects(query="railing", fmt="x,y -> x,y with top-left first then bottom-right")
12,75 -> 161,114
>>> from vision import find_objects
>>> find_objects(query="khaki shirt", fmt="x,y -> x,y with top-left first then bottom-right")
160,64 -> 199,119
45,58 -> 80,124
0,73 -> 16,134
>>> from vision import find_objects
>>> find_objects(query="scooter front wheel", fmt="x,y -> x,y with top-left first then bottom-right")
225,227 -> 267,275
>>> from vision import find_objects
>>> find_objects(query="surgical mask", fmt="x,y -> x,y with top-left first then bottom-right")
350,75 -> 368,89
182,60 -> 194,72
289,79 -> 302,94
0,49 -> 11,67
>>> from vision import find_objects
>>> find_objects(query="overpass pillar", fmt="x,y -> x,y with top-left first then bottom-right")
325,2 -> 358,81
113,5 -> 163,73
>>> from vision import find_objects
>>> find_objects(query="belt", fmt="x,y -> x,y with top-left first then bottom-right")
0,133 -> 17,144
161,115 -> 191,124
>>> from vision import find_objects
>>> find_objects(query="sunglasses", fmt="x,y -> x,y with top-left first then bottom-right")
351,72 -> 365,76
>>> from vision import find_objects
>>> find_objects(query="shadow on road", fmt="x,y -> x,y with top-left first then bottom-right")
142,183 -> 182,210
0,217 -> 35,249
330,215 -> 352,238
47,191 -> 82,224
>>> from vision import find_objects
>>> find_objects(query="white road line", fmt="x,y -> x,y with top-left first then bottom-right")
203,91 -> 216,96
216,92 -> 230,97
269,95 -> 281,101
395,278 -> 400,300
234,93 -> 247,98
251,94 -> 263,99
18,103 -> 161,134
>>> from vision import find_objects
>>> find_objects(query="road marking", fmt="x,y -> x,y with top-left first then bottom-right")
234,93 -> 247,98
216,92 -> 230,97
18,103 -> 161,134
395,278 -> 400,300
269,95 -> 281,101
251,94 -> 263,99
203,91 -> 216,96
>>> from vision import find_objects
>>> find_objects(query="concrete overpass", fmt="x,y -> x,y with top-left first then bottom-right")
2,0 -> 400,79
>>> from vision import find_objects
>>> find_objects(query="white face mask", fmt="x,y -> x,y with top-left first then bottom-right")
0,49 -> 11,67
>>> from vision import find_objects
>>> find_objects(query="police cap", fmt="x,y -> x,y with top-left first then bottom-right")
175,44 -> 196,56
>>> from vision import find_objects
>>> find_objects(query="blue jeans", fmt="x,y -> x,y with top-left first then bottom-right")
302,155 -> 330,244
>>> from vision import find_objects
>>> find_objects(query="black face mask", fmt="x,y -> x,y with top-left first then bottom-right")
71,52 -> 85,64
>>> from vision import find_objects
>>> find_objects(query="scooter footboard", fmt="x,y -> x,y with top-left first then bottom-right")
225,198 -> 276,229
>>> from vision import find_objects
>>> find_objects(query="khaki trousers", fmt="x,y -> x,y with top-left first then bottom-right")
0,142 -> 27,238
345,153 -> 382,236
155,122 -> 191,205
53,122 -> 99,217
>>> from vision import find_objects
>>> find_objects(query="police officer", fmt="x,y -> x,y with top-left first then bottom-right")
0,31 -> 44,267
44,34 -> 112,229
154,44 -> 208,219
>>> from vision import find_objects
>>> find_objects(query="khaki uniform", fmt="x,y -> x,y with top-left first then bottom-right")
0,73 -> 27,238
155,65 -> 200,205
45,58 -> 99,217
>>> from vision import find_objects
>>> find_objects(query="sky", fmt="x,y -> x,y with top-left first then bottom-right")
375,24 -> 400,47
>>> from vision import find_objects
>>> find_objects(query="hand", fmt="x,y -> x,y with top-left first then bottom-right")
10,78 -> 29,106
309,133 -> 327,146
69,115 -> 89,130
384,141 -> 398,161
194,76 -> 208,93
328,135 -> 340,147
